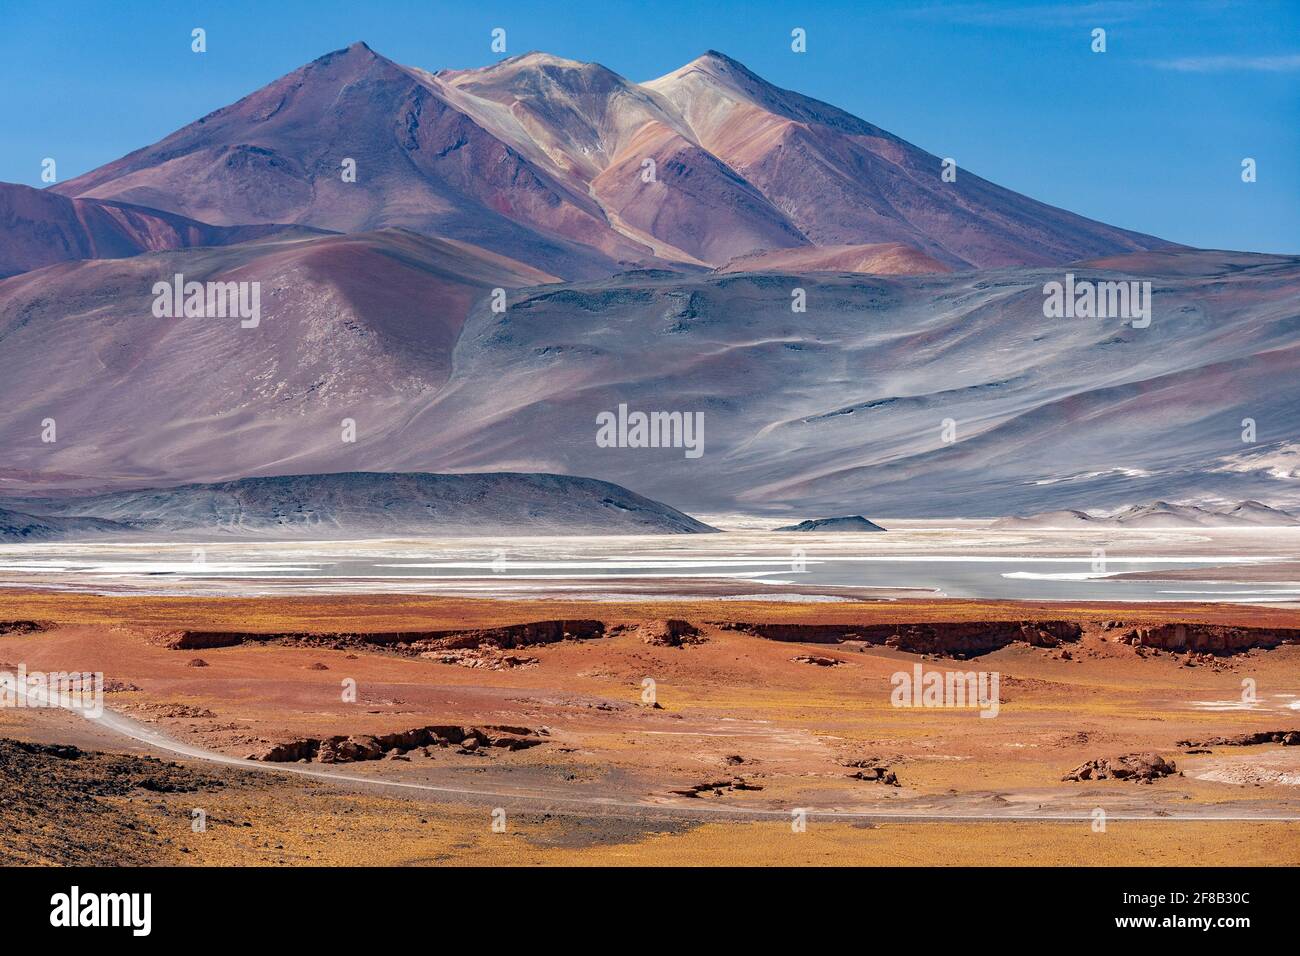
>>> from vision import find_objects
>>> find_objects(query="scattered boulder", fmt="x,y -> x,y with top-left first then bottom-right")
1062,753 -> 1179,783
792,654 -> 844,667
669,777 -> 763,797
122,702 -> 216,719
843,758 -> 899,786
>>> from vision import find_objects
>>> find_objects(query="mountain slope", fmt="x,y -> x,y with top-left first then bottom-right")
0,229 -> 554,490
392,249 -> 1300,515
4,240 -> 1294,515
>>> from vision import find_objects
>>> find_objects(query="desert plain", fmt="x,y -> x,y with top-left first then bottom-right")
3,527 -> 1299,866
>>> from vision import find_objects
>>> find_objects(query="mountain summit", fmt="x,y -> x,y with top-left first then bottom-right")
51,42 -> 1170,274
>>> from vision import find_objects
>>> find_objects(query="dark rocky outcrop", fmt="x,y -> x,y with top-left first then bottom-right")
1062,753 -> 1179,783
164,619 -> 606,653
1117,624 -> 1300,655
1176,731 -> 1300,748
843,758 -> 899,786
774,516 -> 886,532
616,619 -> 703,648
248,724 -> 548,763
718,620 -> 1082,659
669,777 -> 764,797
0,737 -> 231,865
792,654 -> 844,667
0,621 -> 50,636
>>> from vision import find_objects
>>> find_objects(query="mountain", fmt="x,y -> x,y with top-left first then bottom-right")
0,472 -> 717,539
49,42 -> 1172,275
0,182 -> 322,278
774,516 -> 887,532
4,44 -> 1292,518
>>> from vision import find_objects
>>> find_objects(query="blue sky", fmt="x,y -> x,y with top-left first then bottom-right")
3,0 -> 1297,253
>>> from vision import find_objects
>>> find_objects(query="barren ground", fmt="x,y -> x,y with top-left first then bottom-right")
2,590 -> 1298,865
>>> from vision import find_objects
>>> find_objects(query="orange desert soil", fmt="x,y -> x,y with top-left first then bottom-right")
2,590 -> 1299,865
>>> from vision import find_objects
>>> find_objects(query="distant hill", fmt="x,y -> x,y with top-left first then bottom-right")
0,472 -> 717,540
774,515 -> 887,532
0,506 -> 131,541
992,500 -> 1300,529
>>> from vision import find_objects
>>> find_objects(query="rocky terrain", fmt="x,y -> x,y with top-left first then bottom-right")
720,619 -> 1084,657
248,723 -> 548,762
1177,731 -> 1299,748
1062,753 -> 1180,784
0,737 -> 230,865
1116,623 -> 1300,654
161,618 -> 609,652
3,590 -> 1299,865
